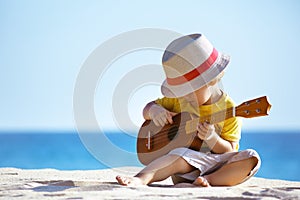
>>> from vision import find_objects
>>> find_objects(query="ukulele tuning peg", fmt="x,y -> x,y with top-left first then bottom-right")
244,110 -> 250,115
256,99 -> 261,103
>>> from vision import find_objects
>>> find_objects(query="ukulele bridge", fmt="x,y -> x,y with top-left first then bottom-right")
146,131 -> 151,150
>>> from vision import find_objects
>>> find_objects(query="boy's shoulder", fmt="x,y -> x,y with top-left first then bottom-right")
155,96 -> 180,112
223,93 -> 237,107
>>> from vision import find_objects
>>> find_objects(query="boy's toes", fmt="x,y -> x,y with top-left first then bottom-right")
193,176 -> 210,187
116,175 -> 129,185
116,176 -> 144,186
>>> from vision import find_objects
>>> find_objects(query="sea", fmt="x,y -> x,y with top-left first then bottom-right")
0,130 -> 299,182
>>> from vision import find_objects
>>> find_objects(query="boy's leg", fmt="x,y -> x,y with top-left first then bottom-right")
116,154 -> 195,186
199,157 -> 258,186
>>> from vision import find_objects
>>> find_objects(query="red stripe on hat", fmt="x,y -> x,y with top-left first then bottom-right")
166,48 -> 218,86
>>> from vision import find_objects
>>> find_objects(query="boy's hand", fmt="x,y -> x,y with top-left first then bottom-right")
197,122 -> 219,145
149,104 -> 177,127
196,122 -> 215,140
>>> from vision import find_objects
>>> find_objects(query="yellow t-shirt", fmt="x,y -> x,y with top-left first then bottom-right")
155,92 -> 242,151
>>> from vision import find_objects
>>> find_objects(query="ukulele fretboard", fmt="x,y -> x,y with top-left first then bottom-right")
185,107 -> 235,134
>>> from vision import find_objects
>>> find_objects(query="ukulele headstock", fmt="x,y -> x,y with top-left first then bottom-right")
236,96 -> 272,118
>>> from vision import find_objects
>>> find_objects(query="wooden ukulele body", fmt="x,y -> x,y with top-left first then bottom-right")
137,112 -> 203,165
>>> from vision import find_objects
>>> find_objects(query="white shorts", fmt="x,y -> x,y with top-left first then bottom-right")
168,148 -> 261,182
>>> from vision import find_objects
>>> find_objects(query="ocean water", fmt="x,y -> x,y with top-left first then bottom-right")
0,130 -> 299,181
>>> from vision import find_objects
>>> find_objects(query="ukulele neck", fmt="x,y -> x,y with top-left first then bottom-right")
200,107 -> 236,124
185,107 -> 236,134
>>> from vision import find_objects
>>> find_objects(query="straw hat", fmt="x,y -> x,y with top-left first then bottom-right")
161,33 -> 230,97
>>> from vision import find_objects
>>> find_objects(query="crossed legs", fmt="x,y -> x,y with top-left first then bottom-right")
116,154 -> 258,187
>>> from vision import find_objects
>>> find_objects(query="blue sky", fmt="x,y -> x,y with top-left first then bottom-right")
1,0 -> 300,132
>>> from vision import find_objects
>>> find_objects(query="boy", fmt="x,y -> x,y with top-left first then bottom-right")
116,33 -> 260,187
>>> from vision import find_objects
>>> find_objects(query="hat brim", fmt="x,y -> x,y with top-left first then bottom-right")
161,53 -> 230,98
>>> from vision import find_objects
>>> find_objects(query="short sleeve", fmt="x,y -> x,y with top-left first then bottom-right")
155,97 -> 179,112
220,117 -> 242,143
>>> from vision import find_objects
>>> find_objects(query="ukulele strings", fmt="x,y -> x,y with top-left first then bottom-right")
150,115 -> 230,147
148,109 -> 234,146
151,104 -> 264,144
142,97 -> 267,149
150,108 -> 233,141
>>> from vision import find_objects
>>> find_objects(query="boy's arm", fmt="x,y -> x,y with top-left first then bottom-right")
208,135 -> 238,153
142,101 -> 156,120
197,122 -> 237,153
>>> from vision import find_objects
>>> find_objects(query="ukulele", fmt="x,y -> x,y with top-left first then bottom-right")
136,96 -> 271,165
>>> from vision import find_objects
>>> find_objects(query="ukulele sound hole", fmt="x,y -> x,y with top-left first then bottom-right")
168,125 -> 179,141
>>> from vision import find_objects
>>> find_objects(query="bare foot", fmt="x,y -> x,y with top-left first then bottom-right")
193,176 -> 210,187
116,176 -> 144,186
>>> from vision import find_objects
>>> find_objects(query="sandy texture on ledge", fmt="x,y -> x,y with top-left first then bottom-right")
0,167 -> 299,199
